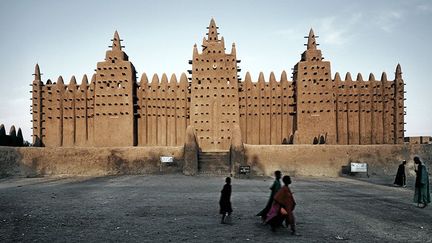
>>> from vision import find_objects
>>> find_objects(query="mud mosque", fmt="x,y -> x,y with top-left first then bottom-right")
31,19 -> 405,151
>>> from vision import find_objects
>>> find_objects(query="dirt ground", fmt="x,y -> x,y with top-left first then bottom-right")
0,174 -> 431,243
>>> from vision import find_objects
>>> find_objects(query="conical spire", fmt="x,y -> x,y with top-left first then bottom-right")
345,72 -> 352,81
356,73 -> 364,82
193,43 -> 199,57
57,76 -> 64,85
80,75 -> 88,90
179,73 -> 188,86
207,18 -> 219,41
258,72 -> 265,88
81,75 -> 88,84
396,63 -> 402,79
169,74 -> 178,84
280,71 -> 288,82
140,73 -> 149,87
334,72 -> 341,82
231,43 -> 236,55
161,73 -> 169,87
112,30 -> 122,51
0,124 -> 5,136
17,128 -> 23,146
307,28 -> 317,50
380,72 -> 388,82
151,74 -> 159,87
9,125 -> 16,137
244,72 -> 252,82
69,76 -> 77,86
34,64 -> 41,80
269,72 -> 276,84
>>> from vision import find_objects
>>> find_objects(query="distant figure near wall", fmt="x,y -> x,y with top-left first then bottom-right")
413,157 -> 430,208
393,160 -> 406,187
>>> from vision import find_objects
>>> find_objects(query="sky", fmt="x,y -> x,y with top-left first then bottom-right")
0,0 -> 431,142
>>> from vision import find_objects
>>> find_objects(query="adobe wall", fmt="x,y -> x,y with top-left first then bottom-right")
0,146 -> 184,177
244,144 -> 432,177
334,70 -> 404,145
1,145 -> 431,178
238,72 -> 295,145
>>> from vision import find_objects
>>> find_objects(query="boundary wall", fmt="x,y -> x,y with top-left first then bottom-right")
244,144 -> 432,177
0,147 -> 183,177
1,145 -> 431,178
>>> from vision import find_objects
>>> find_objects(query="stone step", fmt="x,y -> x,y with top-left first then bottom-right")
198,151 -> 231,174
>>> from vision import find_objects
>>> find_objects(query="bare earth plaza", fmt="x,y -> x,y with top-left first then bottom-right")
1,175 -> 431,242
1,3 -> 432,242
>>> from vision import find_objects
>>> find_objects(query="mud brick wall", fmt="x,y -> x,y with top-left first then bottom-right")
0,146 -> 184,177
244,144 -> 432,177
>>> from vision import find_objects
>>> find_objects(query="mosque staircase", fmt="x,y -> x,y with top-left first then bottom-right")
198,151 -> 231,175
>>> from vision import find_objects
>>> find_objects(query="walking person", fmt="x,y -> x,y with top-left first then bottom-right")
413,156 -> 430,208
394,160 -> 407,187
266,175 -> 298,235
219,177 -> 233,224
257,170 -> 282,222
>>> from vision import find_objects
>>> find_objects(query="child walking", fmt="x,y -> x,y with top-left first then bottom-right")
219,177 -> 232,224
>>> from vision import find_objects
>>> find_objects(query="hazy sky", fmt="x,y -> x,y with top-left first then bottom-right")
0,0 -> 431,142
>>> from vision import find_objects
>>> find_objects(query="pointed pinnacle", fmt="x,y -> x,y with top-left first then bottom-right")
69,76 -> 77,85
307,28 -> 317,50
396,63 -> 402,79
281,71 -> 288,82
9,125 -> 16,137
245,72 -> 252,83
231,43 -> 236,55
193,43 -> 199,57
0,124 -> 5,136
81,74 -> 89,86
207,18 -> 219,41
34,63 -> 41,80
57,76 -> 64,85
112,30 -> 122,51
334,72 -> 341,82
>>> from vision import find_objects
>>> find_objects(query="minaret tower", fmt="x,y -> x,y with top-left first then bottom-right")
190,18 -> 240,151
93,31 -> 137,146
394,64 -> 405,144
31,64 -> 43,146
293,29 -> 336,144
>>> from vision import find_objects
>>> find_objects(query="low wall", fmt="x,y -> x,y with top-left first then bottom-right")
0,146 -> 184,177
244,144 -> 432,177
1,144 -> 431,178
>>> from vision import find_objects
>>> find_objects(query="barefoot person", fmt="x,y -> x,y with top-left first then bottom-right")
414,157 -> 430,208
394,160 -> 407,187
266,175 -> 298,235
257,171 -> 282,222
219,177 -> 232,224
